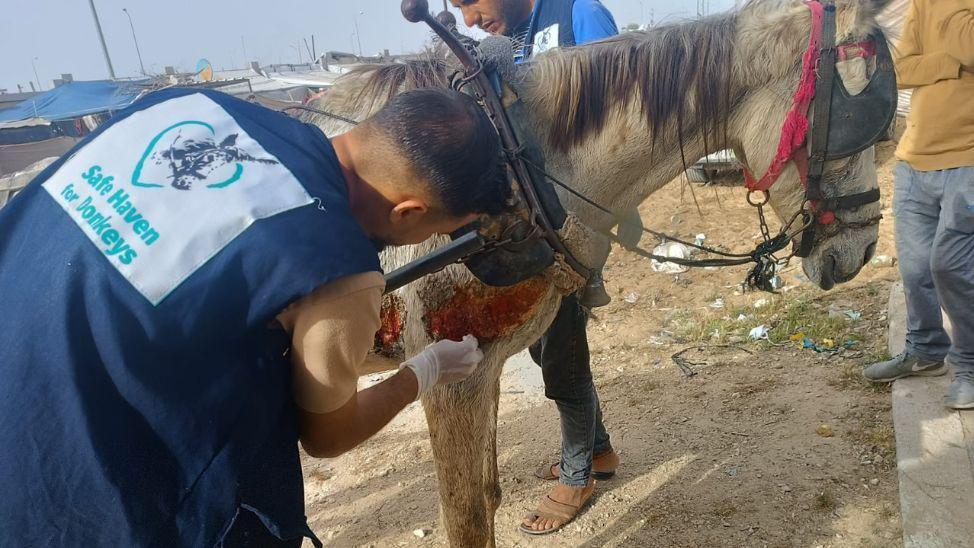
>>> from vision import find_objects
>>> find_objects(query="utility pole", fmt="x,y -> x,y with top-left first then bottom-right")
122,8 -> 146,76
353,10 -> 364,57
697,0 -> 709,17
87,0 -> 116,79
31,57 -> 42,91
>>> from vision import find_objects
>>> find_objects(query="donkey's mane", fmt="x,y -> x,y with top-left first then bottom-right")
343,57 -> 452,109
333,7 -> 756,155
524,12 -> 741,152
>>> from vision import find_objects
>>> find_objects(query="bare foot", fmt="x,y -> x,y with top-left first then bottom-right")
521,480 -> 595,533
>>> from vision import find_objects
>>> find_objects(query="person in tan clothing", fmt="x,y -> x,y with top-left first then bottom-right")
863,0 -> 974,410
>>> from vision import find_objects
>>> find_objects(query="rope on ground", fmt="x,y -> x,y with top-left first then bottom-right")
671,345 -> 755,378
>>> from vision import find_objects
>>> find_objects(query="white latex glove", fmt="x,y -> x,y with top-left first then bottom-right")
400,334 -> 484,400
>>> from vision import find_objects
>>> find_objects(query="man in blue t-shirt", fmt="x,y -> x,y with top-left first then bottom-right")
451,0 -> 635,535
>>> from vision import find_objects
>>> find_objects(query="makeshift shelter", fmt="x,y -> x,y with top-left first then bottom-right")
0,80 -> 150,176
0,80 -> 150,128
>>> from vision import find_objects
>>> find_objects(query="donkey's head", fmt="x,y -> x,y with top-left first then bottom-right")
729,0 -> 892,288
522,0 -> 892,290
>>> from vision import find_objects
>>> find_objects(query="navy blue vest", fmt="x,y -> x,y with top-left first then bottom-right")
519,0 -> 577,60
0,88 -> 380,547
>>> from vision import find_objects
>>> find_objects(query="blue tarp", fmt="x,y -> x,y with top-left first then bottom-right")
0,80 -> 150,123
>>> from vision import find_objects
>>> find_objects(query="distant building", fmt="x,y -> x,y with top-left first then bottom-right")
0,91 -> 40,113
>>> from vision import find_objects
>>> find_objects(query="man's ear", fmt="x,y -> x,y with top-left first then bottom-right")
389,199 -> 429,224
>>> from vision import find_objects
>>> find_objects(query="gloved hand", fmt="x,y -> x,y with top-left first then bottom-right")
400,334 -> 484,400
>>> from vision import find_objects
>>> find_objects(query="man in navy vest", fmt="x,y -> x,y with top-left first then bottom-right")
0,87 -> 510,547
451,0 -> 635,535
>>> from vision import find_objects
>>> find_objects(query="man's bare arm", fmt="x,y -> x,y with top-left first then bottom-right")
298,368 -> 418,458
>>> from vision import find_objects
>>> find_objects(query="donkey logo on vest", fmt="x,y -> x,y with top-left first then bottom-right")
134,120 -> 279,191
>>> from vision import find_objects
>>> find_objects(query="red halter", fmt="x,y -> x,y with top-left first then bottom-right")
742,0 -> 825,193
741,0 -> 879,227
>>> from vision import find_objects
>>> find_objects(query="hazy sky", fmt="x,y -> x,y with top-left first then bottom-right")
0,0 -> 735,93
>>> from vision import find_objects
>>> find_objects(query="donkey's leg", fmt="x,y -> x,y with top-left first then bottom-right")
422,356 -> 503,547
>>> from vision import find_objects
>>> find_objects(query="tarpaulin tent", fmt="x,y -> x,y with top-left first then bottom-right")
0,80 -> 151,126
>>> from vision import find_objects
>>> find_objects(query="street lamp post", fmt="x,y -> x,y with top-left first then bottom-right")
122,8 -> 146,76
87,0 -> 116,79
352,10 -> 364,57
30,57 -> 42,91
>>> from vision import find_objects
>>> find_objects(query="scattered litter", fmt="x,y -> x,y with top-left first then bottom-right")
753,298 -> 770,308
694,233 -> 707,246
871,255 -> 896,267
816,424 -> 834,438
710,298 -> 725,309
624,292 -> 640,304
648,335 -> 669,346
802,338 -> 835,352
413,528 -> 430,538
650,242 -> 693,274
793,334 -> 859,353
737,313 -> 749,321
726,467 -> 739,477
748,325 -> 770,341
769,276 -> 784,290
827,304 -> 862,320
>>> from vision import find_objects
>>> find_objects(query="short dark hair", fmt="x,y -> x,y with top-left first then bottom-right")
368,88 -> 512,216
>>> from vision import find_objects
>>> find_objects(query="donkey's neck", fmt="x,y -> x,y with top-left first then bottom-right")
519,14 -> 749,231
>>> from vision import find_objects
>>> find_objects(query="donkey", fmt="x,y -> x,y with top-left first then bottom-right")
306,0 -> 889,544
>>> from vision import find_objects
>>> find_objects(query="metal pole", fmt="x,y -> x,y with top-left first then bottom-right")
122,9 -> 146,75
87,0 -> 116,79
31,57 -> 42,91
353,11 -> 364,57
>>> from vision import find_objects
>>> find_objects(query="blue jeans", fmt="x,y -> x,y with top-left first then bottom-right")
894,162 -> 974,376
529,294 -> 612,487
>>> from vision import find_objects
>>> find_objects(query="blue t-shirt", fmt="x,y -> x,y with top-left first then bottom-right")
514,0 -> 618,62
571,0 -> 619,44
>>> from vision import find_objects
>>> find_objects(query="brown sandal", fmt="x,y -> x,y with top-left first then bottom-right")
533,450 -> 619,481
519,491 -> 594,536
534,463 -> 559,481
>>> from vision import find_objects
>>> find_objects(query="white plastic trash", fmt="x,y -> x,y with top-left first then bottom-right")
650,242 -> 693,274
748,325 -> 770,340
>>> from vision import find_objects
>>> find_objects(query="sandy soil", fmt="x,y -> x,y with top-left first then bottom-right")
300,135 -> 905,547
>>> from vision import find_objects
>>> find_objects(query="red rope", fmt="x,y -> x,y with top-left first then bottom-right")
743,0 -> 825,192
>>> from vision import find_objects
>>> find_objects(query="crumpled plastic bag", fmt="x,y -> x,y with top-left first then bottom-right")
651,242 -> 693,274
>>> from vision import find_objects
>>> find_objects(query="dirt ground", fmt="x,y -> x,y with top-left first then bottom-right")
301,135 -> 905,547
